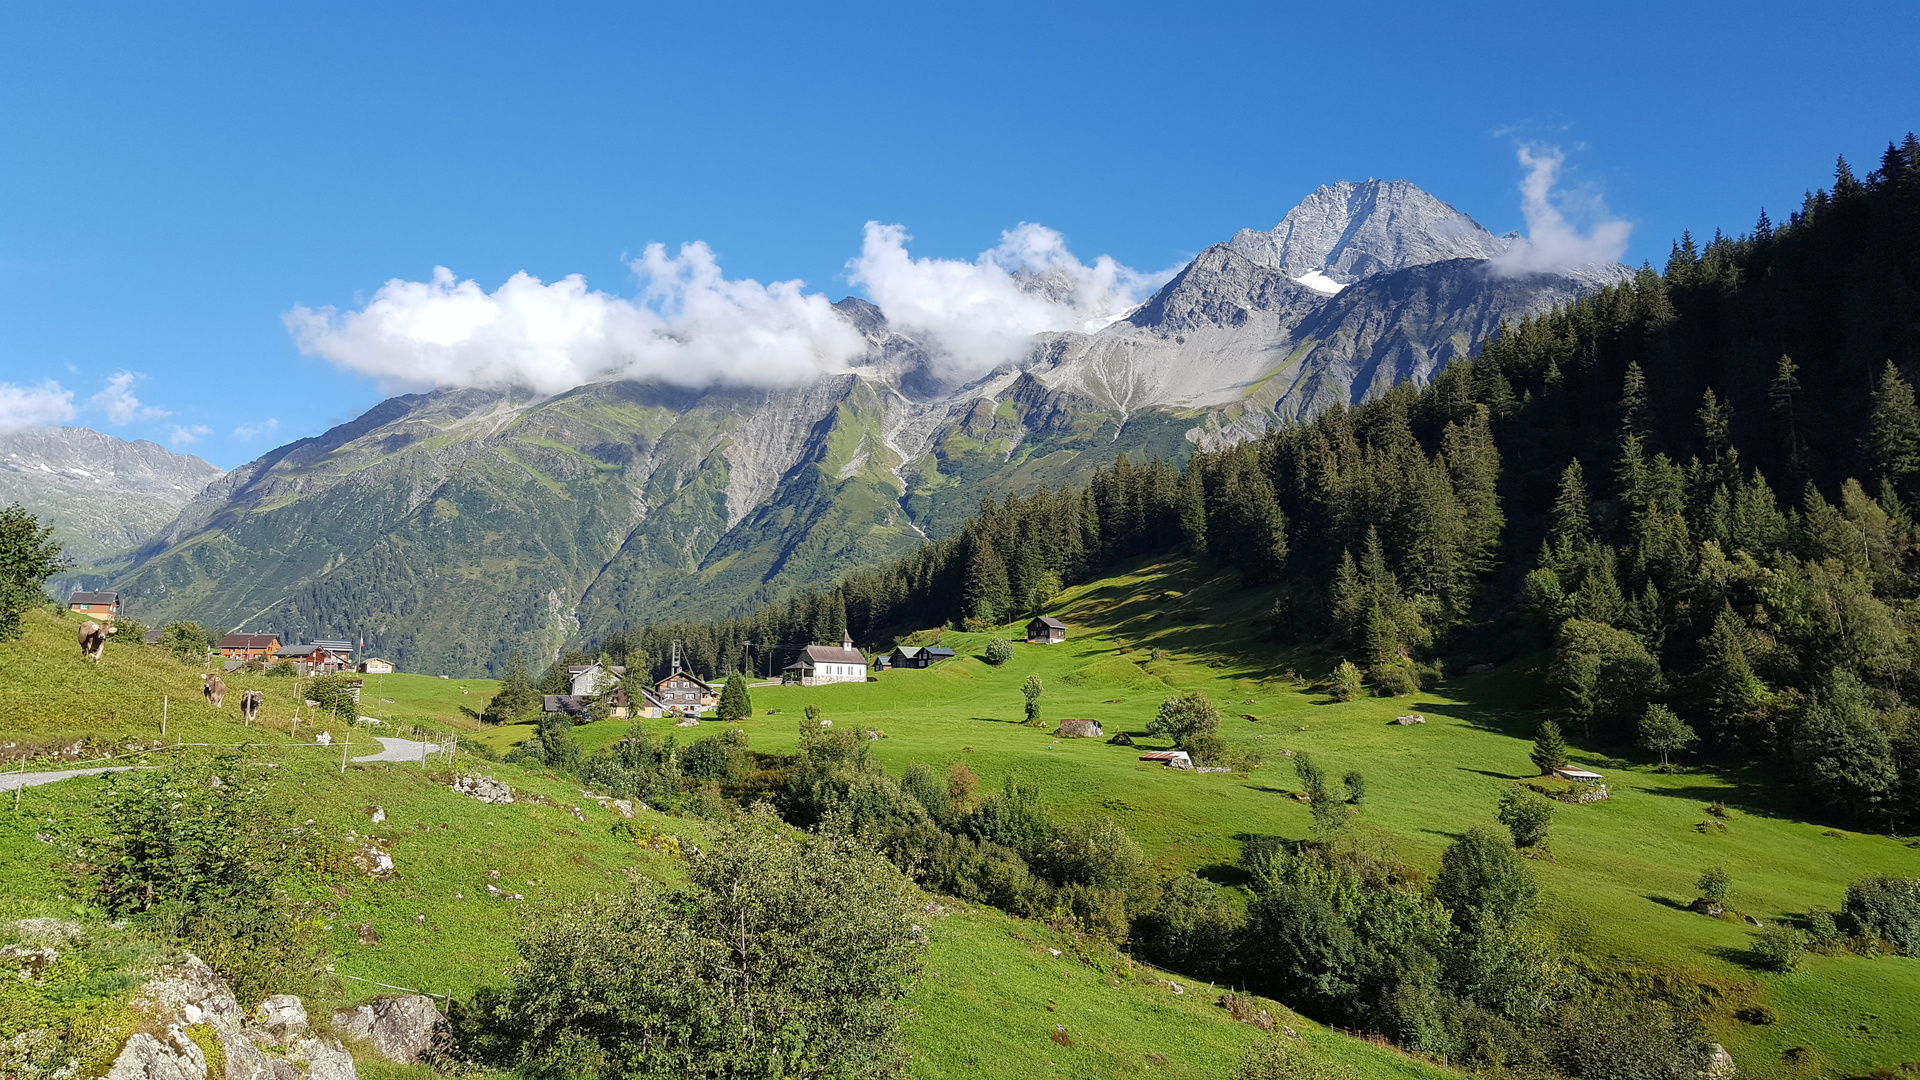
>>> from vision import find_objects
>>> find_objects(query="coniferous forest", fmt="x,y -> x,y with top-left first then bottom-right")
606,136 -> 1920,835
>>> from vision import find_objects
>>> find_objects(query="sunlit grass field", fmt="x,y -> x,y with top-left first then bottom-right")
6,553 -> 1920,1078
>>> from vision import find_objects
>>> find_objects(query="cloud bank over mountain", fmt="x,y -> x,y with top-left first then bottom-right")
1493,146 -> 1633,274
284,223 -> 1169,394
0,381 -> 77,429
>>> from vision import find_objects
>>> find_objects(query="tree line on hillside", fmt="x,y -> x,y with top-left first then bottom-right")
591,137 -> 1920,834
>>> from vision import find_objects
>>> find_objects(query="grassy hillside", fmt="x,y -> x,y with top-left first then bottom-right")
0,603 -> 1439,1080
8,555 -> 1920,1077
549,557 -> 1918,1079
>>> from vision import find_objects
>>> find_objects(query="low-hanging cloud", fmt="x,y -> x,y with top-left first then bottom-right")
1492,146 -> 1632,275
168,424 -> 211,446
848,222 -> 1172,381
287,224 -> 1170,395
89,371 -> 171,425
0,380 -> 77,429
285,243 -> 867,395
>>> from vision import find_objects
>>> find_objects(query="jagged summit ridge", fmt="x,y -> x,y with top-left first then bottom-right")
1227,179 -> 1511,286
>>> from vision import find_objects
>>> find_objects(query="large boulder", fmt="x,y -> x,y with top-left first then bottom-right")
103,955 -> 353,1080
332,995 -> 449,1064
1054,719 -> 1104,738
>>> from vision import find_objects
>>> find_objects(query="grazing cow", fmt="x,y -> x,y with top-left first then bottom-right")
240,689 -> 263,723
203,673 -> 226,709
79,621 -> 118,663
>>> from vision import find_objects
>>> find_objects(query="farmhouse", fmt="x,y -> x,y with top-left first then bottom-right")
631,685 -> 669,718
357,657 -> 394,674
888,645 -> 957,669
657,670 -> 716,713
274,642 -> 353,676
783,631 -> 868,686
567,661 -> 625,696
1027,616 -> 1068,644
218,633 -> 282,661
68,591 -> 120,620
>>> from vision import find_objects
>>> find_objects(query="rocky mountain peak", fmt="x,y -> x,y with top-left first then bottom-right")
1228,178 -> 1510,288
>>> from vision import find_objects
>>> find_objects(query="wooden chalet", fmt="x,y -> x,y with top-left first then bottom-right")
888,645 -> 956,669
657,670 -> 716,713
357,657 -> 394,674
68,591 -> 120,620
1027,616 -> 1068,644
274,642 -> 353,676
218,633 -> 282,661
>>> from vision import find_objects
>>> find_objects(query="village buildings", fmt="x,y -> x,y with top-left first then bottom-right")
273,640 -> 353,676
888,644 -> 956,669
784,631 -> 868,685
218,633 -> 282,661
657,670 -> 716,713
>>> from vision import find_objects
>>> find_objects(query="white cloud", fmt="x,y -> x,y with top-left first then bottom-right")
847,222 -> 1172,381
232,418 -> 280,441
168,424 -> 211,446
0,380 -> 77,429
284,244 -> 867,395
1492,146 -> 1633,275
89,371 -> 172,425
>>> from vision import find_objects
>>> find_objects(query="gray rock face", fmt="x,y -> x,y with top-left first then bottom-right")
332,995 -> 448,1065
0,426 -> 222,569
1227,179 -> 1511,285
103,956 -> 354,1080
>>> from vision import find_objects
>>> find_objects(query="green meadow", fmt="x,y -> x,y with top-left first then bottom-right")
5,556 -> 1920,1078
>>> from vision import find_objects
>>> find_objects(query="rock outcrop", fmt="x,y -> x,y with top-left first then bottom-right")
331,996 -> 449,1065
103,955 -> 357,1080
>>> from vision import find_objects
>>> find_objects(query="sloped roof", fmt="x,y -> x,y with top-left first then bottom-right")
1030,617 -> 1067,630
657,671 -> 715,691
219,634 -> 280,649
69,591 -> 118,605
799,644 -> 865,665
922,646 -> 957,658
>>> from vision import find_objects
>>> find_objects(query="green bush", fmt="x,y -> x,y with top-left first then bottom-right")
1844,875 -> 1920,954
1806,906 -> 1845,951
1327,661 -> 1363,702
1371,662 -> 1420,698
1134,873 -> 1243,979
1697,866 -> 1733,906
1496,788 -> 1554,849
263,660 -> 296,678
1041,815 -> 1143,892
1751,925 -> 1808,971
1149,691 -> 1221,751
1434,828 -> 1538,929
983,639 -> 1014,665
1233,1036 -> 1357,1080
305,674 -> 361,718
474,806 -> 923,1078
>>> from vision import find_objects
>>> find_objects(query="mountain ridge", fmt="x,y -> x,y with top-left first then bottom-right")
97,177 -> 1626,671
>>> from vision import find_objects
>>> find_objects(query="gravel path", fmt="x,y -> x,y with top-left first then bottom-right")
0,765 -> 150,792
351,736 -> 443,764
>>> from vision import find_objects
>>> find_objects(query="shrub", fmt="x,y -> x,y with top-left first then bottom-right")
1698,867 -> 1733,906
1149,691 -> 1221,750
1496,788 -> 1554,849
1805,906 -> 1844,951
263,660 -> 296,678
1134,873 -> 1243,978
158,621 -> 213,665
306,674 -> 361,719
681,730 -> 748,781
1327,661 -> 1363,702
984,639 -> 1014,666
1844,876 -> 1920,954
1022,674 -> 1043,725
481,806 -> 923,1077
1342,770 -> 1366,804
900,762 -> 954,827
1371,662 -> 1420,698
1751,925 -> 1808,971
1184,731 -> 1228,767
1042,815 -> 1143,892
1434,828 -> 1538,929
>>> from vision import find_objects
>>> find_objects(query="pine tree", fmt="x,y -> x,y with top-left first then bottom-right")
1364,602 -> 1400,673
483,652 -> 540,725
1696,605 -> 1770,744
717,671 -> 753,723
1620,360 -> 1651,441
1179,460 -> 1207,554
960,534 -> 1011,628
1867,361 -> 1920,490
1548,459 -> 1592,566
1530,720 -> 1570,774
1329,550 -> 1365,643
1769,355 -> 1808,482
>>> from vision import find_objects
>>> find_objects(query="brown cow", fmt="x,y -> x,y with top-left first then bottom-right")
203,673 -> 226,709
240,689 -> 264,724
79,621 -> 118,663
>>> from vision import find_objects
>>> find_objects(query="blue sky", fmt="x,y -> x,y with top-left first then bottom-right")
1,1 -> 1915,469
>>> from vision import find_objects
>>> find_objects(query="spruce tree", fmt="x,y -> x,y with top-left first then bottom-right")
960,535 -> 1011,627
1619,360 -> 1651,441
717,671 -> 753,723
1530,719 -> 1570,774
1696,605 -> 1769,742
1867,361 -> 1920,490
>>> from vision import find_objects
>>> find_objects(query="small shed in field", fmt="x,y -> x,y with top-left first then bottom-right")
1139,750 -> 1193,769
1027,616 -> 1068,644
1550,766 -> 1605,783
